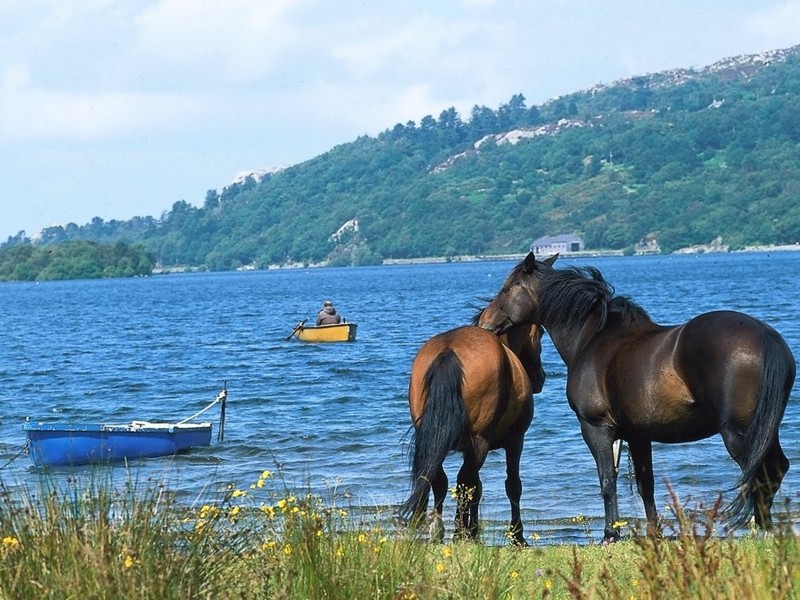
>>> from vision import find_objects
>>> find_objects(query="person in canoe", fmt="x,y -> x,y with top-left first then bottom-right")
316,300 -> 343,325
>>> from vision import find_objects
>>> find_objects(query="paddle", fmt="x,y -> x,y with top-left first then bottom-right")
285,319 -> 307,341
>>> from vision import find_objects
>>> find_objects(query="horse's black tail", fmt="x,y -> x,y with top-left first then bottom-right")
398,349 -> 467,524
729,333 -> 795,524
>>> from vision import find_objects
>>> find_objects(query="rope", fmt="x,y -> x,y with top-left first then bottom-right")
0,440 -> 29,471
177,388 -> 227,425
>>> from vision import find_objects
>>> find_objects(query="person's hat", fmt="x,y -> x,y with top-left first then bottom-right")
324,300 -> 333,306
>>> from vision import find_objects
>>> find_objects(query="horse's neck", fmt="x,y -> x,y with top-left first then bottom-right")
545,313 -> 603,366
504,330 -> 542,383
504,330 -> 531,359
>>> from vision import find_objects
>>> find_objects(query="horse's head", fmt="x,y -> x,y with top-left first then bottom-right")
480,252 -> 557,335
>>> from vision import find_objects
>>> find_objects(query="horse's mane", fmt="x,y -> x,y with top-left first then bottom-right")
471,259 -> 544,325
539,266 -> 651,330
500,259 -> 528,291
470,309 -> 483,327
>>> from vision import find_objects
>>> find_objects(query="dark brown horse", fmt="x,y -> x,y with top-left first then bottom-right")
398,317 -> 546,545
479,252 -> 796,543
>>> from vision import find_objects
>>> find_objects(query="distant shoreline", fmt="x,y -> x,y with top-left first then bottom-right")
150,244 -> 800,273
380,243 -> 800,266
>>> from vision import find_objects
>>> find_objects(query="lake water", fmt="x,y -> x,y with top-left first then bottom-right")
1,252 -> 799,544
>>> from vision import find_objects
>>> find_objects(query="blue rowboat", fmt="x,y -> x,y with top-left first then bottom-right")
22,385 -> 227,468
23,420 -> 213,467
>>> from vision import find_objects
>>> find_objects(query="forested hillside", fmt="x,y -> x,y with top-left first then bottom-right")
5,45 -> 800,270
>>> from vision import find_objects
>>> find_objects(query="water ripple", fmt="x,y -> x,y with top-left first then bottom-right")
1,254 -> 799,544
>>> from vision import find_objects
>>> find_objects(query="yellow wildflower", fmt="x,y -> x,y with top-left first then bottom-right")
261,470 -> 271,479
442,546 -> 452,558
232,489 -> 246,498
571,514 -> 587,524
2,536 -> 19,549
199,504 -> 220,520
124,555 -> 135,569
435,562 -> 446,574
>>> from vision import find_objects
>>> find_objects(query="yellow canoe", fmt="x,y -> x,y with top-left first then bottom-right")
296,323 -> 357,343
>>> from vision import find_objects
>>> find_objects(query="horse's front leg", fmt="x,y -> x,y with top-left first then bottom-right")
627,439 -> 659,536
504,439 -> 528,546
581,420 -> 620,543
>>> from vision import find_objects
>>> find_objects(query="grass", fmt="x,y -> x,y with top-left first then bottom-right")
1,469 -> 798,599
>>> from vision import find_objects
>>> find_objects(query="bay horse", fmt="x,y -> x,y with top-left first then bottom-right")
479,252 -> 796,543
398,314 -> 547,545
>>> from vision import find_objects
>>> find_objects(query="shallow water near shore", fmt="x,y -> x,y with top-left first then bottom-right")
1,251 -> 799,544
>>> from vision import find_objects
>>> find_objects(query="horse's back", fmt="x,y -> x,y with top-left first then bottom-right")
677,311 -> 794,381
674,310 -> 795,426
409,326 -> 532,442
593,310 -> 794,442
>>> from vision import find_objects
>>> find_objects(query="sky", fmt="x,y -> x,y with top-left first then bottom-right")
1,1 -> 799,241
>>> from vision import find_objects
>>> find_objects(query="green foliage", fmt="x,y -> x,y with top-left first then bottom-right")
5,47 -> 800,269
2,472 -> 799,599
0,240 -> 154,281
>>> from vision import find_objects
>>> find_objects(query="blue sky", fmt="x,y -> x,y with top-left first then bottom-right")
1,0 -> 798,241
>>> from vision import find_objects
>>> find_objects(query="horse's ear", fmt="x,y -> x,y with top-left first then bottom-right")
543,253 -> 559,267
523,252 -> 537,273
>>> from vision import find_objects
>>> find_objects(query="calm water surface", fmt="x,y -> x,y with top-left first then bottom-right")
1,252 -> 799,544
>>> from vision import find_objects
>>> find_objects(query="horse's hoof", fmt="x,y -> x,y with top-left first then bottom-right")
601,534 -> 619,546
428,512 -> 444,543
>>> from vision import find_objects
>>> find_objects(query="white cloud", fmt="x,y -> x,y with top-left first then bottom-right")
331,16 -> 500,79
744,2 -> 800,46
0,76 -> 206,141
133,0 -> 307,81
2,0 -> 799,240
2,62 -> 31,90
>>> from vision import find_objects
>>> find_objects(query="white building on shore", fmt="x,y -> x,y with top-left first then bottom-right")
530,234 -> 585,255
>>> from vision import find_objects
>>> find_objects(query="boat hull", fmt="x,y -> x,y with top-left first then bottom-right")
23,421 -> 213,467
296,323 -> 357,342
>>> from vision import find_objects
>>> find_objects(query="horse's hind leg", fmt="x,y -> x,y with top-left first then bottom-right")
721,428 -> 788,529
751,441 -> 789,530
454,439 -> 487,541
504,438 -> 527,546
430,466 -> 448,542
628,439 -> 659,537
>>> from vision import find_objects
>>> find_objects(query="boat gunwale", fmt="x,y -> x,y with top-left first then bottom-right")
23,421 -> 213,433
